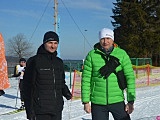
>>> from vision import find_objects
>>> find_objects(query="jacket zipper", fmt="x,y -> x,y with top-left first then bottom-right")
53,68 -> 57,98
106,57 -> 109,105
106,78 -> 108,104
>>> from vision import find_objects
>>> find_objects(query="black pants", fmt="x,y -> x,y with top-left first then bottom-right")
31,112 -> 62,120
0,90 -> 5,96
91,102 -> 131,120
19,79 -> 24,101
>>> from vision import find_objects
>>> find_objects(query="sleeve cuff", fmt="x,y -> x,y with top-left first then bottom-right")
128,101 -> 134,105
82,102 -> 89,105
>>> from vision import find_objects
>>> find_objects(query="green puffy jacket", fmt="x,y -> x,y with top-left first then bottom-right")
81,44 -> 136,105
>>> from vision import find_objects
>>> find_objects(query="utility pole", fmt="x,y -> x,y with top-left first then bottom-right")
54,0 -> 61,57
54,0 -> 58,32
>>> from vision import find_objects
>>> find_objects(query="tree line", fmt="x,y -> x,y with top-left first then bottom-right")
111,0 -> 160,66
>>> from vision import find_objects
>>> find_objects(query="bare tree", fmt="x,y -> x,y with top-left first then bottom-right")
7,33 -> 34,58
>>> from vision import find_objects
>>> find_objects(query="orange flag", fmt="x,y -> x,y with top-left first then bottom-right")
0,33 -> 10,90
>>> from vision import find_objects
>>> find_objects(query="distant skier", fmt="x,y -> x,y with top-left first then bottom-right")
13,58 -> 26,110
0,33 -> 10,96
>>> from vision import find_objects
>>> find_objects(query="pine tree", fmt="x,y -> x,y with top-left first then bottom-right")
111,0 -> 160,60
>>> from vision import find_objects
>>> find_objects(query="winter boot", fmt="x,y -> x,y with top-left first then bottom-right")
0,90 -> 5,96
19,101 -> 25,110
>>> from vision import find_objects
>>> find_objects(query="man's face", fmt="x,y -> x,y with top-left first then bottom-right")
44,41 -> 58,53
100,37 -> 114,50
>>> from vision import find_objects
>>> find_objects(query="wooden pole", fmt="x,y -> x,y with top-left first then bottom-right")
54,0 -> 58,32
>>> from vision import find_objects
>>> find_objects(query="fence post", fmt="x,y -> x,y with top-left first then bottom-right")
146,64 -> 150,86
69,62 -> 72,89
71,70 -> 76,100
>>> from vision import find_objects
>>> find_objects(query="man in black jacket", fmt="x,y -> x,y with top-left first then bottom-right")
23,31 -> 72,120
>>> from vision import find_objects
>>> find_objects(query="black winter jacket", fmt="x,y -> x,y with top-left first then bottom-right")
23,44 -> 72,119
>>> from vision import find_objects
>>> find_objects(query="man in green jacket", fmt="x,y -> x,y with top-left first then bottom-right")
81,28 -> 136,120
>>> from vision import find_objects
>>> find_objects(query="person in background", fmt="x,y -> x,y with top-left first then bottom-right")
0,33 -> 10,96
81,28 -> 136,120
13,58 -> 26,110
23,31 -> 72,120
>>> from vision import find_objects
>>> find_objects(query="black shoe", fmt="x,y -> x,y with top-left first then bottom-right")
0,90 -> 5,96
19,105 -> 25,110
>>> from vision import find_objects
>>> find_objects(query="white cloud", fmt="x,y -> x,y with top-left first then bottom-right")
0,9 -> 41,19
60,0 -> 111,12
58,0 -> 113,21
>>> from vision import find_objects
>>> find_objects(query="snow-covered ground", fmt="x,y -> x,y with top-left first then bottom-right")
0,78 -> 160,120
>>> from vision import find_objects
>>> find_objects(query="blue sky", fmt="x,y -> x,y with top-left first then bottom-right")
0,0 -> 116,60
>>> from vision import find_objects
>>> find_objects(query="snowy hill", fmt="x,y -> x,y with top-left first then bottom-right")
0,78 -> 160,120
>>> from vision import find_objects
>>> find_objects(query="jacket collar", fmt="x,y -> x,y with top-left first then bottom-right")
94,42 -> 114,56
36,44 -> 57,57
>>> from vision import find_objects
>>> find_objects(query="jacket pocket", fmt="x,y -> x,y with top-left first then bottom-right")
91,82 -> 95,97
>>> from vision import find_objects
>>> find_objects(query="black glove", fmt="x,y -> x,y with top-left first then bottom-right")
99,56 -> 120,78
65,93 -> 72,100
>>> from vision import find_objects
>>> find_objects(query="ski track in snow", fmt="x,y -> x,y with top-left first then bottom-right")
0,78 -> 160,120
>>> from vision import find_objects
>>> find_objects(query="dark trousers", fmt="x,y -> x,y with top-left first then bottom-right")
31,112 -> 62,120
0,90 -> 5,96
19,79 -> 24,101
91,102 -> 131,120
